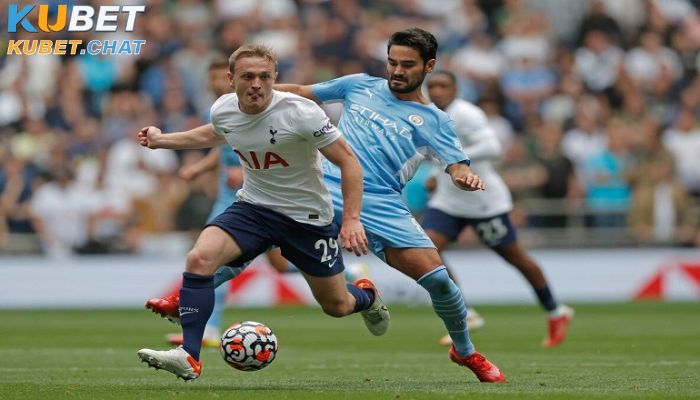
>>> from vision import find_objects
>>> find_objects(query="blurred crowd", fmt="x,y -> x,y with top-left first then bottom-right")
1,0 -> 700,256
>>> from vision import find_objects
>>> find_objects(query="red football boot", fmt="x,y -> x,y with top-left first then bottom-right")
542,305 -> 575,348
145,294 -> 180,324
449,345 -> 506,383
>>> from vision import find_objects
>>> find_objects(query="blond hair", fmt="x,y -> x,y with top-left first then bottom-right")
228,44 -> 278,73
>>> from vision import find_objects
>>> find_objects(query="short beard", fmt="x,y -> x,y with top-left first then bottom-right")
389,81 -> 423,93
388,73 -> 426,94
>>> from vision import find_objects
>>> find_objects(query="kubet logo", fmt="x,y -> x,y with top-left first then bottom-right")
4,4 -> 147,56
6,4 -> 145,33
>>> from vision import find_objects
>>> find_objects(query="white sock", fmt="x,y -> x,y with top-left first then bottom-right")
548,305 -> 566,318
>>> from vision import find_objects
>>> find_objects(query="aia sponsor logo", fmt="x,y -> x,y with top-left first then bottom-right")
234,150 -> 289,170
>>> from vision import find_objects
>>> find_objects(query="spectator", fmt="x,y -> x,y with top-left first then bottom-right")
477,96 -> 513,145
628,155 -> 697,245
662,108 -> 700,196
499,136 -> 549,227
561,96 -> 608,174
451,32 -> 505,100
28,166 -> 93,257
576,0 -> 625,46
574,30 -> 624,93
581,118 -> 633,228
0,151 -> 36,246
542,73 -> 585,124
531,121 -> 580,227
624,30 -> 683,92
628,121 -> 696,244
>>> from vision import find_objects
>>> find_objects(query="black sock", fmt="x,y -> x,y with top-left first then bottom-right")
534,285 -> 557,312
346,284 -> 373,313
180,272 -> 215,360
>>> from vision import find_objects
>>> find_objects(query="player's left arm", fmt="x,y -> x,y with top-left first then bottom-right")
429,118 -> 486,191
319,137 -> 369,256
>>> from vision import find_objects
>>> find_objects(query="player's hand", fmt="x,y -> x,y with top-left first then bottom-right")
453,172 -> 485,191
340,218 -> 369,256
449,163 -> 486,191
138,126 -> 163,149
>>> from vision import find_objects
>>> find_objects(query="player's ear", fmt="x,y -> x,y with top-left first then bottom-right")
425,59 -> 436,73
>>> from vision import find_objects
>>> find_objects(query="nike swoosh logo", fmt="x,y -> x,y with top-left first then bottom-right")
328,259 -> 337,268
186,355 -> 202,375
179,311 -> 197,317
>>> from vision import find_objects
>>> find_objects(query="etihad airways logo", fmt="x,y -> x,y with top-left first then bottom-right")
349,103 -> 413,139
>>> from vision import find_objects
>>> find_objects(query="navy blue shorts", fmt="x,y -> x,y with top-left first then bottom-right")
420,208 -> 517,248
207,202 -> 344,277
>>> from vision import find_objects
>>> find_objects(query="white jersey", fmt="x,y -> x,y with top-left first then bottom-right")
428,98 -> 513,218
210,90 -> 341,226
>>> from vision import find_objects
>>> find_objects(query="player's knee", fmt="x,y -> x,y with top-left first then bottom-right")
417,267 -> 458,297
320,297 -> 351,318
186,248 -> 217,275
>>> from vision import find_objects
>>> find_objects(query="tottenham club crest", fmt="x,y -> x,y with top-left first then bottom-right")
408,114 -> 424,126
269,126 -> 277,144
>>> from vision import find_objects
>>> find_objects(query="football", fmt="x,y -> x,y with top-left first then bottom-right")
220,321 -> 278,371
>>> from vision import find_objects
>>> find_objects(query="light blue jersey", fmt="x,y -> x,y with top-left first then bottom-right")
312,73 -> 468,193
311,74 -> 469,258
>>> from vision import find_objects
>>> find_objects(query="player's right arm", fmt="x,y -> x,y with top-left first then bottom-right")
277,73 -> 368,103
137,124 -> 226,150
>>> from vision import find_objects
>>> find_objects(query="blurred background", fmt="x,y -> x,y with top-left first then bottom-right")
1,0 -> 699,307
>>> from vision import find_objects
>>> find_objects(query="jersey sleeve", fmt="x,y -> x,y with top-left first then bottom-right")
297,101 -> 341,148
311,73 -> 368,102
427,118 -> 470,167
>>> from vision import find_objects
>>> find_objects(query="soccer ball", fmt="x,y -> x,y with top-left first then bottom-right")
220,321 -> 278,371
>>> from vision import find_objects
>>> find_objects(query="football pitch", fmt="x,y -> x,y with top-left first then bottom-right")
1,303 -> 698,400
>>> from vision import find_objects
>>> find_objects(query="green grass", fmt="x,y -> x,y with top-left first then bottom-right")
1,303 -> 699,399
